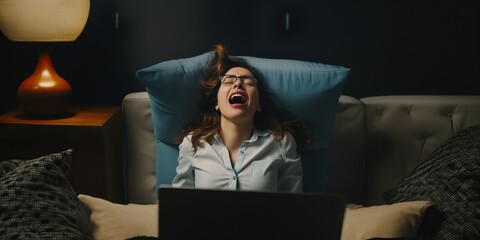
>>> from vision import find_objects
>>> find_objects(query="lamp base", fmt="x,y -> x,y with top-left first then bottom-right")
17,51 -> 72,118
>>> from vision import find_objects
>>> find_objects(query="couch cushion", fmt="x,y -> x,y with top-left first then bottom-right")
136,51 -> 349,192
383,125 -> 480,239
78,194 -> 158,240
78,194 -> 431,240
0,149 -> 90,239
342,201 -> 432,240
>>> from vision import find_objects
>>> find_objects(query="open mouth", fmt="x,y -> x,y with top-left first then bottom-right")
229,93 -> 247,105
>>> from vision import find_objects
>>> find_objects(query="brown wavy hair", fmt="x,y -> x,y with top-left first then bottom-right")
179,44 -> 312,152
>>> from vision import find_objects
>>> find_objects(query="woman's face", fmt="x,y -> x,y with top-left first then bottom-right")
216,67 -> 260,125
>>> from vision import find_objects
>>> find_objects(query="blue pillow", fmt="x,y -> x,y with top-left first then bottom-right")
136,52 -> 350,192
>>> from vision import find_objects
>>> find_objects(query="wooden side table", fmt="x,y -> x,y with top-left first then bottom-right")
0,106 -> 125,203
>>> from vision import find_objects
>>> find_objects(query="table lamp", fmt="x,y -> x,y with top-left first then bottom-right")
0,0 -> 90,118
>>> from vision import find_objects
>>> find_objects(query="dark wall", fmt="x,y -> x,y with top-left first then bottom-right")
1,0 -> 478,114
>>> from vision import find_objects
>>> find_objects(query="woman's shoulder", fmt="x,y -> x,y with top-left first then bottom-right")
179,132 -> 211,148
261,129 -> 296,149
179,133 -> 194,145
278,131 -> 297,151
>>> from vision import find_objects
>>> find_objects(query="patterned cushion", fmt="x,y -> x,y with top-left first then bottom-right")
0,149 -> 91,239
383,125 -> 480,240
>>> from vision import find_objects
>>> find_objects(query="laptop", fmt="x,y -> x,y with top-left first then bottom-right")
158,186 -> 346,240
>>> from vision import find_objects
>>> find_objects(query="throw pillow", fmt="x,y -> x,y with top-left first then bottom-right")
0,149 -> 91,239
342,201 -> 432,240
78,194 -> 158,240
383,125 -> 480,240
78,194 -> 431,240
136,52 -> 350,192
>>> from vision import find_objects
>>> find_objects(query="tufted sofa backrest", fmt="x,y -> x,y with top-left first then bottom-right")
122,92 -> 480,205
360,95 -> 480,204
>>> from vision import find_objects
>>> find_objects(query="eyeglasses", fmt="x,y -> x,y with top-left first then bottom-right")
219,75 -> 257,87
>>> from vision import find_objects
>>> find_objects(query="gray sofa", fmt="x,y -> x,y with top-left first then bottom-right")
72,92 -> 480,239
122,92 -> 480,205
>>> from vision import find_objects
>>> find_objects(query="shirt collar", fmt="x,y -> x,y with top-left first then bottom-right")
245,128 -> 270,142
213,128 -> 270,143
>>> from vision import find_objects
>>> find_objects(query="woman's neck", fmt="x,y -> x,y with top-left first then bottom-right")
218,118 -> 254,151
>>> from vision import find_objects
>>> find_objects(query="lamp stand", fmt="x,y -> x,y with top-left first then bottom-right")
17,50 -> 72,118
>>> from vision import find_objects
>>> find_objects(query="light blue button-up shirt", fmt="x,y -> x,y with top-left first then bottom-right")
172,129 -> 303,193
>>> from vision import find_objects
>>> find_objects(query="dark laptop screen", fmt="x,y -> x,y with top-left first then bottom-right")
158,187 -> 345,240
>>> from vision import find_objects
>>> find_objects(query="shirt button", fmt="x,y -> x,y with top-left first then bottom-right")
240,150 -> 245,155
232,176 -> 237,181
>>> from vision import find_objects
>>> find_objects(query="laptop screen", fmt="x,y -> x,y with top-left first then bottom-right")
158,186 -> 346,240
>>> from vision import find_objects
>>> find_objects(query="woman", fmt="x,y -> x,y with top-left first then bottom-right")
172,44 -> 311,193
